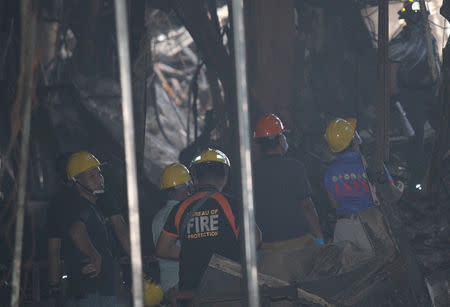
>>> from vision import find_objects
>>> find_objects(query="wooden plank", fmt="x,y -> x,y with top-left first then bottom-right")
198,254 -> 333,307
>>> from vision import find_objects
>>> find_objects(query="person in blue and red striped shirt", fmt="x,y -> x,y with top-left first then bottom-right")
324,118 -> 403,251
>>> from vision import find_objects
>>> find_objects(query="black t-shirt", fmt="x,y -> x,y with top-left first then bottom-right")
163,187 -> 241,289
47,189 -> 121,240
98,191 -> 122,218
61,195 -> 116,297
253,154 -> 312,242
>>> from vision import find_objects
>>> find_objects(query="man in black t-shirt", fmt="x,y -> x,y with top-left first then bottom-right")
253,114 -> 324,248
47,153 -> 130,305
156,149 -> 261,290
59,151 -> 118,306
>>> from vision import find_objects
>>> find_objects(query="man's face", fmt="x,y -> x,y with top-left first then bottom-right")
76,167 -> 104,192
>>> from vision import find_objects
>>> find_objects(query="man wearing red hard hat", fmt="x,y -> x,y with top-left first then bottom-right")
253,114 -> 324,251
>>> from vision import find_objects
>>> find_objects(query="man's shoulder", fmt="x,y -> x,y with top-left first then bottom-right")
279,157 -> 309,178
64,196 -> 95,225
97,192 -> 122,217
210,191 -> 234,207
153,201 -> 179,223
187,191 -> 222,205
180,191 -> 232,212
258,155 -> 306,169
283,156 -> 306,167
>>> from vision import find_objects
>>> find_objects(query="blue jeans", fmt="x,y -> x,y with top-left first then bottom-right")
65,293 -> 117,307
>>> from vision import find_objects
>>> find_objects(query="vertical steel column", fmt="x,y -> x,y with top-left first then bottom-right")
114,1 -> 143,306
230,1 -> 260,306
377,0 -> 390,173
10,1 -> 36,306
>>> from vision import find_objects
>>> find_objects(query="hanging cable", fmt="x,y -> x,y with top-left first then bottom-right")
186,62 -> 204,145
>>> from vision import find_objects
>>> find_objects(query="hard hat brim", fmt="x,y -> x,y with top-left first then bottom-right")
254,128 -> 289,139
71,163 -> 105,179
163,181 -> 193,191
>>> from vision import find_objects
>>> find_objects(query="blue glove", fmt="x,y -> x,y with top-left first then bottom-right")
314,237 -> 325,246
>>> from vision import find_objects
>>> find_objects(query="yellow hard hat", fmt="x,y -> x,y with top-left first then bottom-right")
325,118 -> 357,153
66,151 -> 102,180
160,163 -> 192,189
143,279 -> 164,306
190,148 -> 230,167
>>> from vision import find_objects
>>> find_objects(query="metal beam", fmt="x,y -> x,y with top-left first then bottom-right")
114,1 -> 143,306
376,0 -> 390,174
230,1 -> 260,306
11,0 -> 36,306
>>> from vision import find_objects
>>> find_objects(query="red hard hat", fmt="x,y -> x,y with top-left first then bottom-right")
254,114 -> 286,138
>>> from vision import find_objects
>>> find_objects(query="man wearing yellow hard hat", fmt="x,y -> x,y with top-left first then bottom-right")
152,163 -> 193,296
62,151 -> 118,306
324,119 -> 403,251
156,148 -> 261,296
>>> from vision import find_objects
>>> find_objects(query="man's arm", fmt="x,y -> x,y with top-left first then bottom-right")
69,220 -> 102,277
110,214 -> 130,256
300,197 -> 324,239
48,238 -> 61,285
156,231 -> 180,259
326,191 -> 339,209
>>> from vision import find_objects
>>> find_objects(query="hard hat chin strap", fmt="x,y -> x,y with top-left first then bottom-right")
73,178 -> 104,196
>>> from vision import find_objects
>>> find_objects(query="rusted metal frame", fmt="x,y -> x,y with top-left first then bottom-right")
376,0 -> 390,175
230,0 -> 260,306
114,0 -> 143,306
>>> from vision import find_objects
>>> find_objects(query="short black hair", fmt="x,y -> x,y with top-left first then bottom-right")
191,162 -> 228,181
256,134 -> 282,153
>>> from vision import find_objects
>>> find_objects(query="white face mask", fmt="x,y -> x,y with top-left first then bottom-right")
92,189 -> 105,195
280,134 -> 288,154
284,140 -> 289,153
